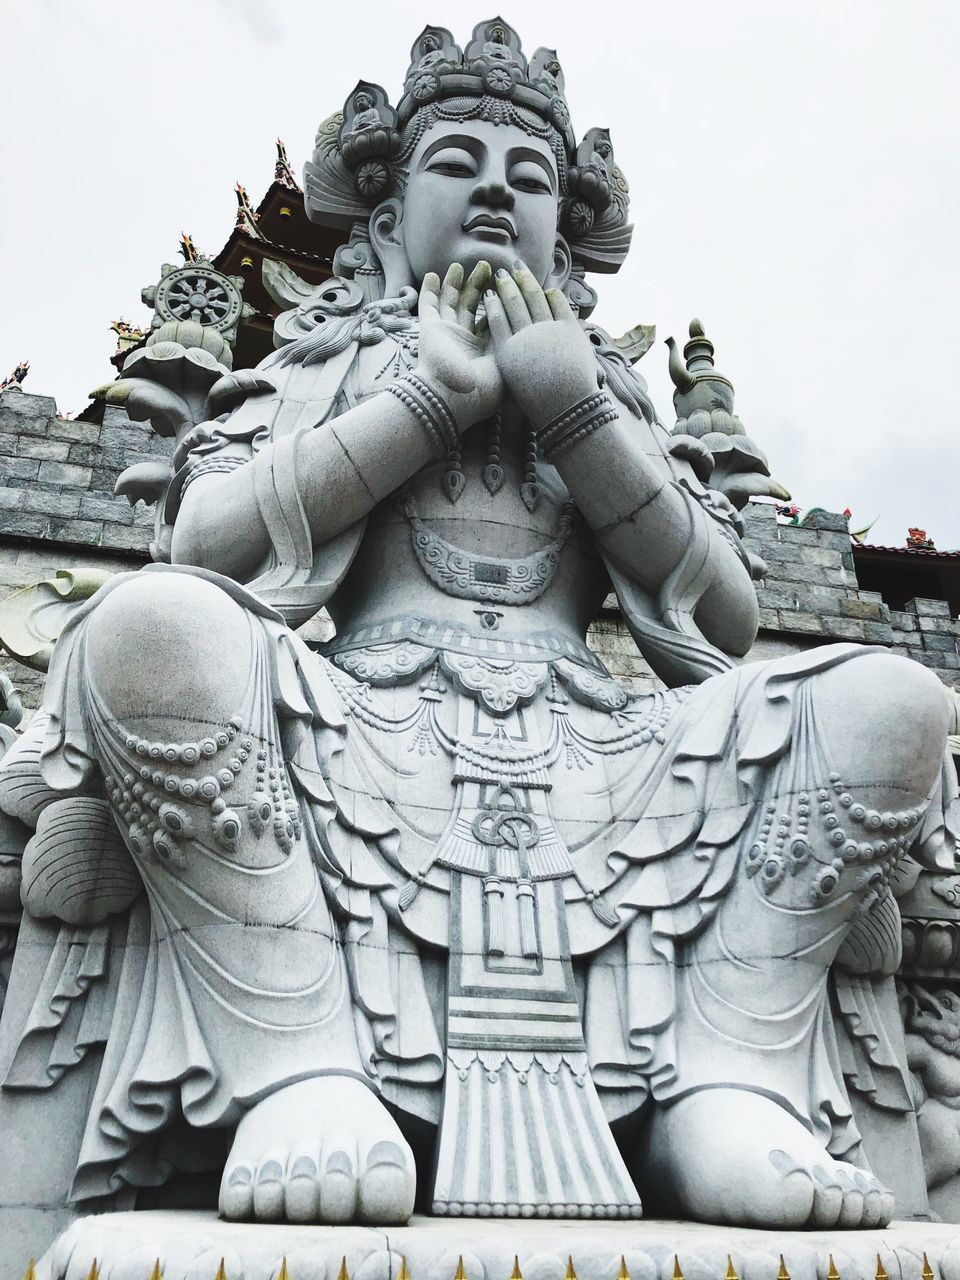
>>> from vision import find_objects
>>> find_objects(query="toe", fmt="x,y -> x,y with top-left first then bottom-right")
810,1166 -> 843,1228
285,1150 -> 322,1223
359,1138 -> 415,1224
767,1149 -> 817,1228
878,1189 -> 896,1225
320,1129 -> 360,1223
253,1155 -> 286,1222
219,1162 -> 254,1221
836,1174 -> 864,1230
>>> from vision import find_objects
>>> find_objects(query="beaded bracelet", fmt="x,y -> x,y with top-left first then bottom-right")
385,371 -> 458,458
536,391 -> 618,461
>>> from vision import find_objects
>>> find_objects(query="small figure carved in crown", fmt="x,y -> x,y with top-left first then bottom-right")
338,81 -> 400,199
565,127 -> 616,236
403,26 -> 461,105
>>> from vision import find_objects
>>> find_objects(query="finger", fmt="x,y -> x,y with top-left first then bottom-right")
457,260 -> 491,330
494,268 -> 531,331
419,272 -> 441,321
483,290 -> 513,347
512,261 -> 552,323
439,262 -> 464,323
545,288 -> 575,323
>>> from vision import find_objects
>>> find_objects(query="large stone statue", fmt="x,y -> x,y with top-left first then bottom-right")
0,17 -> 957,1242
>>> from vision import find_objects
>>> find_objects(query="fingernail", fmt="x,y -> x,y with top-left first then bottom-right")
496,268 -> 509,279
484,289 -> 495,299
513,258 -> 526,271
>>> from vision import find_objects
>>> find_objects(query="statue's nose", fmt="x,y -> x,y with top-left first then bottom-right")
470,179 -> 516,211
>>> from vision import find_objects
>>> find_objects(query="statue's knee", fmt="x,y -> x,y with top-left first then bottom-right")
816,651 -> 950,793
85,572 -> 253,722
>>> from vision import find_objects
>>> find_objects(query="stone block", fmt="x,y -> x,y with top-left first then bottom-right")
921,632 -> 958,654
890,612 -> 918,632
15,437 -> 71,461
19,489 -> 82,518
37,459 -> 93,488
67,442 -> 104,466
793,584 -> 846,612
800,508 -> 849,532
0,487 -> 23,511
822,616 -> 865,641
79,493 -> 136,524
756,583 -> 797,609
862,620 -> 895,645
756,607 -> 778,629
815,529 -> 854,551
0,390 -> 57,421
839,598 -> 883,621
893,629 -> 922,648
918,614 -> 952,633
904,597 -> 951,617
99,523 -> 150,552
45,517 -> 102,544
44,418 -> 101,444
1,513 -> 47,538
0,457 -> 39,483
777,610 -> 825,635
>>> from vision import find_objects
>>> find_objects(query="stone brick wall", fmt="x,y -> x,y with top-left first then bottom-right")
1,386 -> 958,720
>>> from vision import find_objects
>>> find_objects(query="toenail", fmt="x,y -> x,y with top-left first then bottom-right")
258,1160 -> 283,1181
366,1140 -> 406,1168
290,1156 -> 318,1179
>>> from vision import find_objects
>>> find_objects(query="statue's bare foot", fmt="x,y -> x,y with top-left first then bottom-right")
645,1088 -> 894,1228
219,1076 -> 415,1224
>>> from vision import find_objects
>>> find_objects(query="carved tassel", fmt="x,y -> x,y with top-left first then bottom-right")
517,879 -> 539,959
443,442 -> 465,503
482,412 -> 505,493
484,876 -> 505,956
520,426 -> 540,511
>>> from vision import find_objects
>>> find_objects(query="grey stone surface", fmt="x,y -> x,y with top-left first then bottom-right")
0,16 -> 957,1267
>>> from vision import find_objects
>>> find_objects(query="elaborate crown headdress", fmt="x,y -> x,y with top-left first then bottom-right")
303,17 -> 632,310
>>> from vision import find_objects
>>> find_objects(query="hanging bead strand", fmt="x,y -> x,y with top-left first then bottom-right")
520,423 -> 540,511
482,412 -> 505,494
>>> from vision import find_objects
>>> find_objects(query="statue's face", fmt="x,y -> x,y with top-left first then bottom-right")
400,118 -> 561,285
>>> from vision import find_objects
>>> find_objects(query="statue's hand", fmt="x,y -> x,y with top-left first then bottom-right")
416,261 -> 501,430
484,262 -> 600,428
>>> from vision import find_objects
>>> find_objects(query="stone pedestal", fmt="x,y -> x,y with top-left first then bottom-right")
32,1213 -> 960,1280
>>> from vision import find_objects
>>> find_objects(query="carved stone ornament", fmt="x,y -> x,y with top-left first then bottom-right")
142,259 -> 255,346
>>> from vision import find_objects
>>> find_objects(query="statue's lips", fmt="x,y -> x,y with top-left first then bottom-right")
461,214 -> 517,240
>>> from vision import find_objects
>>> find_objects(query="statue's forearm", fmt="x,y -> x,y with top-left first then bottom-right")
550,411 -> 759,655
172,379 -> 450,577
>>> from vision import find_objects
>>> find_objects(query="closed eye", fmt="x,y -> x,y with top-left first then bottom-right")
508,161 -> 554,195
426,148 -> 477,179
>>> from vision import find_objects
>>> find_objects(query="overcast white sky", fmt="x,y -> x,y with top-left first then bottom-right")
1,1 -> 957,548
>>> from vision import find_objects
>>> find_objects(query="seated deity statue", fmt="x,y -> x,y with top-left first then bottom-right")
1,15 -> 958,1236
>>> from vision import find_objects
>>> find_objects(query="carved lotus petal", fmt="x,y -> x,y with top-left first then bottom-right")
122,341 -> 230,394
21,796 -> 141,925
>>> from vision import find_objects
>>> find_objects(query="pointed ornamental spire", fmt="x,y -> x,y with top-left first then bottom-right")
277,1259 -> 290,1280
776,1257 -> 790,1280
672,1258 -> 684,1280
179,232 -> 203,263
565,1258 -> 577,1280
724,1258 -> 739,1280
875,1257 -> 888,1280
453,1257 -> 468,1280
234,183 -> 264,239
148,1260 -> 163,1280
511,1258 -> 524,1280
922,1255 -> 935,1280
275,138 -> 301,192
86,1262 -> 101,1280
21,1262 -> 36,1280
338,1256 -> 350,1280
617,1258 -> 630,1280
214,1259 -> 229,1280
397,1258 -> 411,1280
827,1256 -> 840,1280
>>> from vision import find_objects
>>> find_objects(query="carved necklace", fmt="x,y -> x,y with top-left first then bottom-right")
397,492 -> 578,605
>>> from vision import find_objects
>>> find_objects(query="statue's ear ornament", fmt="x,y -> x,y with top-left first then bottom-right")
563,129 -> 632,274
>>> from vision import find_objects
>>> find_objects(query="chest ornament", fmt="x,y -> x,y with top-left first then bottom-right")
397,492 -> 578,606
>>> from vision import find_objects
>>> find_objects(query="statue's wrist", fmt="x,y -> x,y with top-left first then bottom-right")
535,390 -> 618,462
385,370 -> 460,458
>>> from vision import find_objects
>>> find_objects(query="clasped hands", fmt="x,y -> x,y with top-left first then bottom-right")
416,260 -> 601,435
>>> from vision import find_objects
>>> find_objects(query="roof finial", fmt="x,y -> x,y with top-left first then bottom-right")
234,183 -> 263,239
275,138 -> 301,191
683,317 -> 715,373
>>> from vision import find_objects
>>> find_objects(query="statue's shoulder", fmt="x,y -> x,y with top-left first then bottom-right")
260,264 -> 418,407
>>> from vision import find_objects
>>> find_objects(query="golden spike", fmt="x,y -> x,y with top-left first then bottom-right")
21,1263 -> 37,1280
725,1258 -> 739,1280
617,1258 -> 630,1280
214,1260 -> 228,1280
338,1257 -> 351,1280
875,1259 -> 888,1280
148,1260 -> 163,1280
827,1256 -> 840,1280
673,1258 -> 684,1280
278,1259 -> 291,1280
86,1262 -> 101,1280
398,1259 -> 411,1280
453,1257 -> 467,1280
777,1257 -> 790,1280
511,1258 -> 524,1280
922,1255 -> 935,1280
565,1260 -> 577,1280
